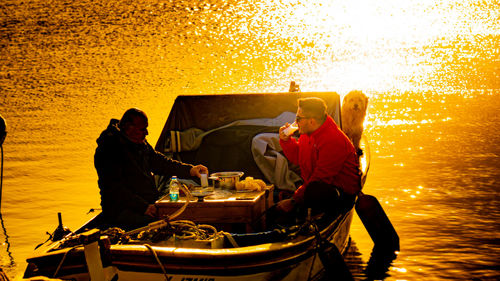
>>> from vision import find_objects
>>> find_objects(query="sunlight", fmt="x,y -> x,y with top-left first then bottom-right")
277,0 -> 444,91
370,119 -> 434,127
392,267 -> 408,273
253,0 -> 497,92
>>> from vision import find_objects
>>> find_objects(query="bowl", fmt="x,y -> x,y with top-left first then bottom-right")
209,171 -> 244,189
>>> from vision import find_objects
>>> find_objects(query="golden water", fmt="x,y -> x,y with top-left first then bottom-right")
1,0 -> 499,280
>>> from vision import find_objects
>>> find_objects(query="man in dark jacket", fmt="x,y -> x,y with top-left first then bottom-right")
94,108 -> 208,230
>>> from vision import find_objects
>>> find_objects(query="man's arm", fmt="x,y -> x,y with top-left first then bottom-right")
279,123 -> 299,165
279,138 -> 299,165
148,145 -> 194,179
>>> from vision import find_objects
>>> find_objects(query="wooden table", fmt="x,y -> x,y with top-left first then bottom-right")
155,187 -> 274,232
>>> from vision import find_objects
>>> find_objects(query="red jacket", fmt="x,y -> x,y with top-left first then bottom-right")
280,115 -> 361,203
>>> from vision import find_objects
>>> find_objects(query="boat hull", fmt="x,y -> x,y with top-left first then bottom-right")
25,210 -> 353,281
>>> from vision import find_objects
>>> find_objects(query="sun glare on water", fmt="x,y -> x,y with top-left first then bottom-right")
248,0 -> 498,93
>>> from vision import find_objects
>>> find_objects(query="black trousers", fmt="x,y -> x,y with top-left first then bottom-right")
268,181 -> 356,228
303,181 -> 356,216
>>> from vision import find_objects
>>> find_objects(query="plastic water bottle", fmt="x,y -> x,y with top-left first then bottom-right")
169,176 -> 180,202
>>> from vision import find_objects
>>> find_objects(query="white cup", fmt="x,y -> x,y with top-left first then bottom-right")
201,173 -> 208,187
283,122 -> 298,136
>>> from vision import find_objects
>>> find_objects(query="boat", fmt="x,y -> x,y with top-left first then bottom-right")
23,91 -> 373,281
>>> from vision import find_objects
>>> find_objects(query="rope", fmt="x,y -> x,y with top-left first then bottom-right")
307,244 -> 318,281
144,244 -> 169,281
197,224 -> 217,240
125,183 -> 194,237
163,220 -> 218,241
221,232 -> 239,248
124,183 -> 194,236
307,222 -> 322,281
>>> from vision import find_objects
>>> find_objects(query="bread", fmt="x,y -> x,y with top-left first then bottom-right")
235,177 -> 267,191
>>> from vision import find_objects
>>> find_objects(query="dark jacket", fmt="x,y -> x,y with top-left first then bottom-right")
94,119 -> 193,221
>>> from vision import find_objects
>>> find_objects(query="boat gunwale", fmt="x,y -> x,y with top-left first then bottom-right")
24,210 -> 352,278
27,207 -> 350,260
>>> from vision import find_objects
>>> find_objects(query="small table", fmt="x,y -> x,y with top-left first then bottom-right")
155,187 -> 274,232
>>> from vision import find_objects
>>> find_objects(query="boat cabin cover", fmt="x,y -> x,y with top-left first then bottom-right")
154,92 -> 341,188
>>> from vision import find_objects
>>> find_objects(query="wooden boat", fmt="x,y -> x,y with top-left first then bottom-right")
24,91 -> 371,281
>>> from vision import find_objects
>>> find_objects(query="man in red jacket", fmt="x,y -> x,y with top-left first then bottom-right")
277,97 -> 361,216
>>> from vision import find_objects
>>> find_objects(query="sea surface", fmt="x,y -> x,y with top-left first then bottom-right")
0,0 -> 499,280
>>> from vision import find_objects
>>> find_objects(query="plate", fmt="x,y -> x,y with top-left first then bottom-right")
191,191 -> 214,197
235,189 -> 259,193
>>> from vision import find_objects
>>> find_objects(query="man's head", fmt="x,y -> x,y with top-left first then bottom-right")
296,97 -> 327,134
119,108 -> 148,144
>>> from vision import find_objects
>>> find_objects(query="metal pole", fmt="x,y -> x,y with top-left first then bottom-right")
0,145 -> 3,209
0,114 -> 6,210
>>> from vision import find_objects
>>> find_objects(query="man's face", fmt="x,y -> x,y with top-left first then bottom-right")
124,116 -> 148,144
296,108 -> 314,135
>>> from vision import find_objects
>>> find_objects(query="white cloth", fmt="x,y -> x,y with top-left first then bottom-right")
251,133 -> 302,191
167,111 -> 301,191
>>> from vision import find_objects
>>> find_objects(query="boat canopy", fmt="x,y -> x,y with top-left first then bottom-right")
157,92 -> 340,134
154,92 -> 341,187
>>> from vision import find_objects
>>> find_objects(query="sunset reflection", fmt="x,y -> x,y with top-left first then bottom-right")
0,0 -> 498,280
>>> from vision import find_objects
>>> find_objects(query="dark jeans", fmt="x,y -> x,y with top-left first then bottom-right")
303,181 -> 355,216
268,181 -> 355,228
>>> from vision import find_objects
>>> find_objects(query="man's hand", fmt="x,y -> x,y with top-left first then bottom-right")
144,204 -> 158,218
276,198 -> 296,213
190,165 -> 209,178
279,123 -> 292,141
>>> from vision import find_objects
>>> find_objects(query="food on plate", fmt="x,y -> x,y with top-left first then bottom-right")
235,177 -> 267,191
